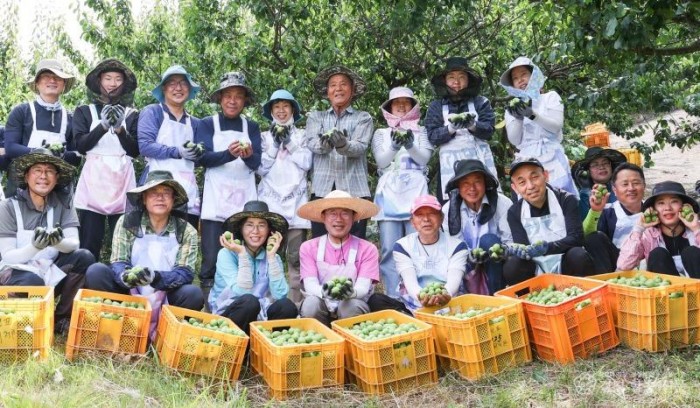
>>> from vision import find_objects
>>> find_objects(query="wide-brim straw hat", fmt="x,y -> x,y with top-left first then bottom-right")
297,190 -> 379,223
28,59 -> 76,93
312,65 -> 366,102
222,200 -> 289,240
13,148 -> 76,189
126,170 -> 188,208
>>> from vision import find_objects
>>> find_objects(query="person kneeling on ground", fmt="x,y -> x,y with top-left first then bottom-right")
443,159 -> 512,295
85,170 -> 204,338
583,163 -> 645,273
617,181 -> 700,278
369,195 -> 468,314
209,201 -> 298,334
505,157 -> 594,285
0,149 -> 95,335
572,147 -> 627,220
296,190 -> 379,326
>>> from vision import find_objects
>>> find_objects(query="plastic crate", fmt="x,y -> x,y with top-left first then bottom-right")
66,289 -> 151,360
495,274 -> 619,364
581,123 -> 610,148
616,148 -> 643,167
249,318 -> 345,399
155,305 -> 248,381
0,286 -> 53,362
415,294 -> 531,380
332,310 -> 437,395
589,271 -> 700,352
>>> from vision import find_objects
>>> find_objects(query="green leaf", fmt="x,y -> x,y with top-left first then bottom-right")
604,16 -> 618,38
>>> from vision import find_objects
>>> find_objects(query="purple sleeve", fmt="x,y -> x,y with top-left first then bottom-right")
425,100 -> 452,147
137,104 -> 180,160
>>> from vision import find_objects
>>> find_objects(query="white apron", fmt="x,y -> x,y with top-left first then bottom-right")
26,103 -> 67,148
521,188 -> 567,274
214,253 -> 273,320
0,200 -> 66,286
611,201 -> 642,247
515,111 -> 578,197
201,115 -> 256,222
399,234 -> 450,312
74,105 -> 136,215
374,131 -> 428,220
129,230 -> 179,339
439,104 -> 497,200
146,105 -> 200,215
316,235 -> 364,313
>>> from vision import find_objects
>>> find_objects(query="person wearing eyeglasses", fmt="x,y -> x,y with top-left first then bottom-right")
137,65 -> 203,228
571,147 -> 627,220
0,149 -> 95,335
296,190 -> 380,326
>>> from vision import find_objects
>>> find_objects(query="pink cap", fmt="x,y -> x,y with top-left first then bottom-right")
410,195 -> 442,214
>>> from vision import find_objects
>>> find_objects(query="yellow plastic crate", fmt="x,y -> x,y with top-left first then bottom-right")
415,294 -> 531,380
581,122 -> 610,148
589,271 -> 700,352
616,148 -> 643,167
155,305 -> 248,381
332,310 -> 437,395
0,286 -> 53,362
250,318 -> 345,400
66,289 -> 151,360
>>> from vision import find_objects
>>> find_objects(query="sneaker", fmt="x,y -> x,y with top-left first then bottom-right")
54,317 -> 71,336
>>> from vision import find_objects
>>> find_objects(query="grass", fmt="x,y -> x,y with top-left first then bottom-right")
2,337 -> 700,408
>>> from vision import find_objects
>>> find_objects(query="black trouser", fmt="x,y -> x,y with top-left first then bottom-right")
221,294 -> 298,334
185,213 -> 200,230
6,249 -> 95,320
503,246 -> 595,286
78,209 -> 121,261
584,232 -> 620,274
647,246 -> 700,278
85,262 -> 204,310
367,293 -> 412,315
310,194 -> 371,239
199,219 -> 224,285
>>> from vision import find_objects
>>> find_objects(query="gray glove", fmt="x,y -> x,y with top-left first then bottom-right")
31,227 -> 51,250
100,105 -> 113,130
121,267 -> 154,288
467,248 -> 489,265
41,140 -> 65,157
110,104 -> 126,128
329,129 -> 348,148
48,224 -> 64,247
515,104 -> 535,119
178,142 -> 204,161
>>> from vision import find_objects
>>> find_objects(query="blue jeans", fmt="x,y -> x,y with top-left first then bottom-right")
474,233 -> 505,295
378,220 -> 415,299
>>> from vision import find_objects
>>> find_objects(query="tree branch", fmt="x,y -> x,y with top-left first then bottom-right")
633,38 -> 700,56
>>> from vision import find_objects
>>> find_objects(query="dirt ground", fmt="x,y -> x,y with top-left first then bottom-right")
607,110 -> 699,197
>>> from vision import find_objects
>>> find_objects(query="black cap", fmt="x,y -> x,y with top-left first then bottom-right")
509,157 -> 544,176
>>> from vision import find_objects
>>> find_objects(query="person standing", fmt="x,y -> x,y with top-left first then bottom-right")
500,56 -> 578,197
138,65 -> 203,227
4,59 -> 79,197
195,72 -> 261,304
257,89 -> 312,305
425,57 -> 496,201
73,58 -> 139,260
371,87 -> 432,299
305,66 -> 373,238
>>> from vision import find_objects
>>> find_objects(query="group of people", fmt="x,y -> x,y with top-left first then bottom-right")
0,55 -> 699,338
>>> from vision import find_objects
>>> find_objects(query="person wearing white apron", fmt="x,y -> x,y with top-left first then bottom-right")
137,65 -> 203,228
371,87 -> 433,299
367,195 -> 468,314
297,190 -> 380,327
84,171 -> 204,340
0,150 -> 95,335
500,56 -> 578,198
257,89 -> 312,305
572,147 -> 628,220
442,160 -> 513,295
583,163 -> 645,273
195,72 -> 262,303
209,201 -> 298,334
73,59 -> 139,261
504,158 -> 595,285
617,181 -> 700,278
425,57 -> 496,201
4,59 -> 80,197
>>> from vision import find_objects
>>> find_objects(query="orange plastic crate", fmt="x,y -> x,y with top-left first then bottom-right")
66,289 -> 151,360
616,148 -> 643,167
155,305 -> 248,381
332,310 -> 437,395
0,286 -> 53,362
415,294 -> 531,380
495,274 -> 619,364
589,271 -> 700,352
249,318 -> 345,399
581,123 -> 610,148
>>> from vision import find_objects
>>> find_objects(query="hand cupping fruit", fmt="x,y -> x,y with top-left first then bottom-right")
183,141 -> 204,155
508,97 -> 531,110
447,112 -> 475,125
418,282 -> 448,300
592,184 -> 609,204
643,208 -> 659,223
320,129 -> 335,144
681,204 -> 695,222
524,284 -> 585,306
489,243 -> 505,260
259,326 -> 328,345
347,317 -> 419,340
183,317 -> 246,337
323,276 -> 354,300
